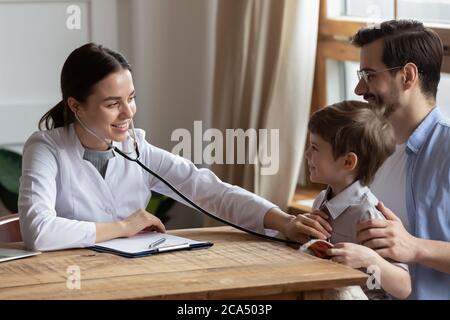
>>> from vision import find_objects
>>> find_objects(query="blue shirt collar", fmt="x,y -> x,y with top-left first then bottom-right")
406,107 -> 443,155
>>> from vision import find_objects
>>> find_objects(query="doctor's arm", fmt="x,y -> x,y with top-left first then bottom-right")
19,137 -> 97,251
20,135 -> 166,251
144,142 -> 332,243
357,202 -> 450,274
95,208 -> 166,242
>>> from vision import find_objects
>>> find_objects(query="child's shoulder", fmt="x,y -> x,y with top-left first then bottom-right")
350,188 -> 385,222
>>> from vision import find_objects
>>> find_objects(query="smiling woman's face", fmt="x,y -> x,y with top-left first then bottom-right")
73,69 -> 136,150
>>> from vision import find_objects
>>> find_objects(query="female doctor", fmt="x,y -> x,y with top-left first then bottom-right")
19,43 -> 332,251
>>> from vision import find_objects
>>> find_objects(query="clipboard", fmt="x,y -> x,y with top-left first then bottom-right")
91,232 -> 213,258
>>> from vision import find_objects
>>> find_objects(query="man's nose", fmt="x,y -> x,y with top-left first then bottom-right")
354,78 -> 367,96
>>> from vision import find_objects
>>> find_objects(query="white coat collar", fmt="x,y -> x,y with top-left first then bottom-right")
68,123 -> 120,158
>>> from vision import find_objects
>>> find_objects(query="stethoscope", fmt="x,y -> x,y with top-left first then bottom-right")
75,113 -> 301,246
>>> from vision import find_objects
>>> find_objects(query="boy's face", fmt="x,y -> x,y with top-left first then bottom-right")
305,133 -> 348,185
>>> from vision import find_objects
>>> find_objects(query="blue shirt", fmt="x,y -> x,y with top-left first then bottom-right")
406,107 -> 450,300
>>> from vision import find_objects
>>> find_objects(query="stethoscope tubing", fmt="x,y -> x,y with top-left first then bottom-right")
113,145 -> 301,246
74,113 -> 301,245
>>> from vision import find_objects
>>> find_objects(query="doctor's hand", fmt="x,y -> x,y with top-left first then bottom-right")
356,202 -> 419,263
121,209 -> 166,238
307,209 -> 333,235
283,211 -> 332,244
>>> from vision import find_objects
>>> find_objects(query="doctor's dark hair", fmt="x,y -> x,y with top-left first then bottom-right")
308,101 -> 395,186
352,19 -> 443,99
39,43 -> 132,130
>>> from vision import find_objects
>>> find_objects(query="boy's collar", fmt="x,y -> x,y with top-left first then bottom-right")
320,180 -> 369,220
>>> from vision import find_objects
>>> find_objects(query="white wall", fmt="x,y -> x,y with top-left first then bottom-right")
0,0 -> 119,150
119,0 -> 218,228
0,0 -> 119,214
1,0 -> 218,228
128,0 -> 215,151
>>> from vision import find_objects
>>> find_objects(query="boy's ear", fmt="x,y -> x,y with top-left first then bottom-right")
343,152 -> 358,171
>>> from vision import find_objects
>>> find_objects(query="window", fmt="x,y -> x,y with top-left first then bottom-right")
327,0 -> 450,24
398,0 -> 450,24
328,0 -> 394,20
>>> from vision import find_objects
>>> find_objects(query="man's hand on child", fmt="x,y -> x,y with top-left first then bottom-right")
356,202 -> 419,263
327,242 -> 379,269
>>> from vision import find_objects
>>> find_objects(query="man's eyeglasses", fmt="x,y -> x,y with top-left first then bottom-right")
357,66 -> 403,84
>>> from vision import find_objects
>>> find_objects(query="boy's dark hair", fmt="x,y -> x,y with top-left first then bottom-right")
308,101 -> 395,185
352,19 -> 443,99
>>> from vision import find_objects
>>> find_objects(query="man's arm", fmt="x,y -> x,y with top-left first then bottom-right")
413,238 -> 450,274
357,202 -> 450,274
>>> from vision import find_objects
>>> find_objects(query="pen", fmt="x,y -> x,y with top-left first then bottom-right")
148,238 -> 166,249
156,243 -> 190,252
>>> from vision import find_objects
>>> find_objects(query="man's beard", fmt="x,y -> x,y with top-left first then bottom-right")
364,90 -> 400,118
382,102 -> 400,118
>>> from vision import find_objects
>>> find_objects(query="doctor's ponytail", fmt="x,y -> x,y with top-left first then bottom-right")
39,43 -> 131,130
39,100 -> 74,130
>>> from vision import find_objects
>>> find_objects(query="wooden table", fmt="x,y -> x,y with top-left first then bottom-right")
0,226 -> 366,299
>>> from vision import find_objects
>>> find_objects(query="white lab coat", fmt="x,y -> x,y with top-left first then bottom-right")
19,124 -> 277,251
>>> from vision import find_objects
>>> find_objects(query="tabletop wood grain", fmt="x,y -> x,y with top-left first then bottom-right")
0,226 -> 367,299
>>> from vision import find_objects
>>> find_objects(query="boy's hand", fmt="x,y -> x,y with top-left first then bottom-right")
327,242 -> 379,269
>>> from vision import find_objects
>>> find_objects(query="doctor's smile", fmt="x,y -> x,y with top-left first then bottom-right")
111,122 -> 130,132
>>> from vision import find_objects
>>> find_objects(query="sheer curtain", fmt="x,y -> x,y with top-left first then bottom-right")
210,0 -> 319,210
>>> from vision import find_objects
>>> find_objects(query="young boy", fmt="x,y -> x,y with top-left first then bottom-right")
304,100 -> 411,299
